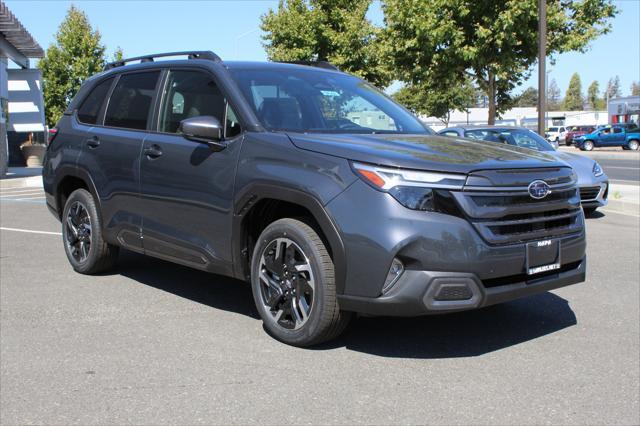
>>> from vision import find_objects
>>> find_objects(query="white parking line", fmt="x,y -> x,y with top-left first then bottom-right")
14,196 -> 46,200
0,191 -> 44,198
0,227 -> 61,236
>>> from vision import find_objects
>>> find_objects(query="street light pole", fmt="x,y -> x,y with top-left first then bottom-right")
537,0 -> 546,136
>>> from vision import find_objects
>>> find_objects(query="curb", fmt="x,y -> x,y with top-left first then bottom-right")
0,176 -> 43,190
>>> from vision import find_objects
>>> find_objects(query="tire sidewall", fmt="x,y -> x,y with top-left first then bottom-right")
250,220 -> 332,345
62,189 -> 103,273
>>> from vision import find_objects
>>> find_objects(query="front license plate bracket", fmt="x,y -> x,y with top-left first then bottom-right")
526,239 -> 561,276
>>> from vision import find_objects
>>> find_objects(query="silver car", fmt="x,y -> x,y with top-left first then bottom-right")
439,126 -> 609,213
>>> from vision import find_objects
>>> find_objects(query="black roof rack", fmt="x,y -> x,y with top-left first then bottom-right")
104,50 -> 222,71
277,60 -> 340,71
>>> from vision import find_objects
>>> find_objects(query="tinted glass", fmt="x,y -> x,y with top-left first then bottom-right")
159,70 -> 226,133
467,129 -> 554,152
229,67 -> 428,134
105,71 -> 160,130
504,130 -> 554,151
77,78 -> 113,124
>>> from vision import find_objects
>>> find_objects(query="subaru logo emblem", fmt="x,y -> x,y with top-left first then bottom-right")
528,180 -> 551,199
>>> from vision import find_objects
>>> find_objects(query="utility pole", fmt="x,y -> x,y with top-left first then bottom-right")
537,0 -> 546,136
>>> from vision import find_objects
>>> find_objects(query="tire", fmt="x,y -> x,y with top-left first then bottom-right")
582,140 -> 594,151
62,188 -> 119,274
250,218 -> 351,347
622,146 -> 630,150
627,139 -> 639,151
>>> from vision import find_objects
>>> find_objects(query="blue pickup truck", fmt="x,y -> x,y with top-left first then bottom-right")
574,124 -> 640,151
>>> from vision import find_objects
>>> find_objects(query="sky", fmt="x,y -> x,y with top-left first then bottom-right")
6,0 -> 640,97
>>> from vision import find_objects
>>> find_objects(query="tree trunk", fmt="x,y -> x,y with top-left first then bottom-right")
487,71 -> 496,125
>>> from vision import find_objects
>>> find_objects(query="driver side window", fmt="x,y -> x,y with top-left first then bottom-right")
159,70 -> 227,134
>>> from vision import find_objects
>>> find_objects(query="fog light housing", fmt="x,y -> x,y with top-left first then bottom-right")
382,258 -> 404,294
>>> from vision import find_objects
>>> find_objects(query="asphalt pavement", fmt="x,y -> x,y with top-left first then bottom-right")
0,188 -> 639,424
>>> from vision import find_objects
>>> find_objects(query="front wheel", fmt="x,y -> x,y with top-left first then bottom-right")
582,140 -> 594,151
627,139 -> 639,151
250,218 -> 351,346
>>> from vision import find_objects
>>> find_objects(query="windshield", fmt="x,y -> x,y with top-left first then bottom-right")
229,67 -> 429,134
465,128 -> 555,152
548,127 -> 558,132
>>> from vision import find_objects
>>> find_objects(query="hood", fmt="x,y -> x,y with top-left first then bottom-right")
288,133 -> 565,174
548,150 -> 601,183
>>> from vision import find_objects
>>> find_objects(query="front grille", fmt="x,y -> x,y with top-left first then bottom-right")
580,186 -> 601,201
453,168 -> 584,245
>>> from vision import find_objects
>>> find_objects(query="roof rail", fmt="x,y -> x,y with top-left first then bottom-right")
277,60 -> 340,71
104,51 -> 222,71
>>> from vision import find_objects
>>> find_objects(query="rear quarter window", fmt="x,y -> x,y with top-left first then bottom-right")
77,77 -> 114,124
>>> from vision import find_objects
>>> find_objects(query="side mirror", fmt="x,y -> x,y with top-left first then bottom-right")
179,116 -> 226,150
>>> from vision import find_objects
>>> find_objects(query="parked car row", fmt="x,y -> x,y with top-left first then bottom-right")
439,126 -> 609,213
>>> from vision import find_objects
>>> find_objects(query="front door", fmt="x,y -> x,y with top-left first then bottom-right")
139,69 -> 244,274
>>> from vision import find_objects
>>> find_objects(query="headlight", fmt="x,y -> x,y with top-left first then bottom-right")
351,162 -> 465,214
593,162 -> 604,177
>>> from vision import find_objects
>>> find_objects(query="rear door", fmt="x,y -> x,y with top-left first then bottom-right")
81,70 -> 161,250
139,68 -> 244,274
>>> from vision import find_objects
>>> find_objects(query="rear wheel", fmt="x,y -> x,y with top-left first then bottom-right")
250,218 -> 351,347
62,189 -> 118,274
627,139 -> 639,151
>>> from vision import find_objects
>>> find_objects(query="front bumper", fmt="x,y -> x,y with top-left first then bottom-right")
326,179 -> 587,315
338,257 -> 585,316
579,180 -> 609,208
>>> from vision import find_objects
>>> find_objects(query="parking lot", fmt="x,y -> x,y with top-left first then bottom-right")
0,181 -> 638,425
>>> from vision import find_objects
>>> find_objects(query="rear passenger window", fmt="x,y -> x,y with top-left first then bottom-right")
105,71 -> 160,130
77,78 -> 113,124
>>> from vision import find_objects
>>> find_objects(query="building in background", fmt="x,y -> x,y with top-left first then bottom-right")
608,96 -> 639,125
422,108 -> 608,132
0,1 -> 45,176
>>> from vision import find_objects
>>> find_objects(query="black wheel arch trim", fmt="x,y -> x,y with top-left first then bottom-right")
232,184 -> 347,294
49,166 -> 102,220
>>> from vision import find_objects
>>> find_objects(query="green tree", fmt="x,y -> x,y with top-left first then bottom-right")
563,73 -> 583,110
606,75 -> 621,99
38,6 -> 106,127
631,81 -> 640,96
393,79 -> 477,125
383,0 -> 617,124
514,87 -> 538,107
112,46 -> 124,62
547,79 -> 562,110
587,80 -> 604,110
261,0 -> 389,87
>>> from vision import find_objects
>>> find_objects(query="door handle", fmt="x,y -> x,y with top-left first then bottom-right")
144,144 -> 163,159
86,137 -> 100,148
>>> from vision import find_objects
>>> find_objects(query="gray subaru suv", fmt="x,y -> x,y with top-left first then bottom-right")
43,51 -> 586,346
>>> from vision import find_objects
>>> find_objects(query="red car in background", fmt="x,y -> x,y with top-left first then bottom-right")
565,125 -> 596,146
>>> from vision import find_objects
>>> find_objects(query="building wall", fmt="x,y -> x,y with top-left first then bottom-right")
7,68 -> 45,166
0,57 -> 8,176
422,108 -> 608,131
608,96 -> 640,125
